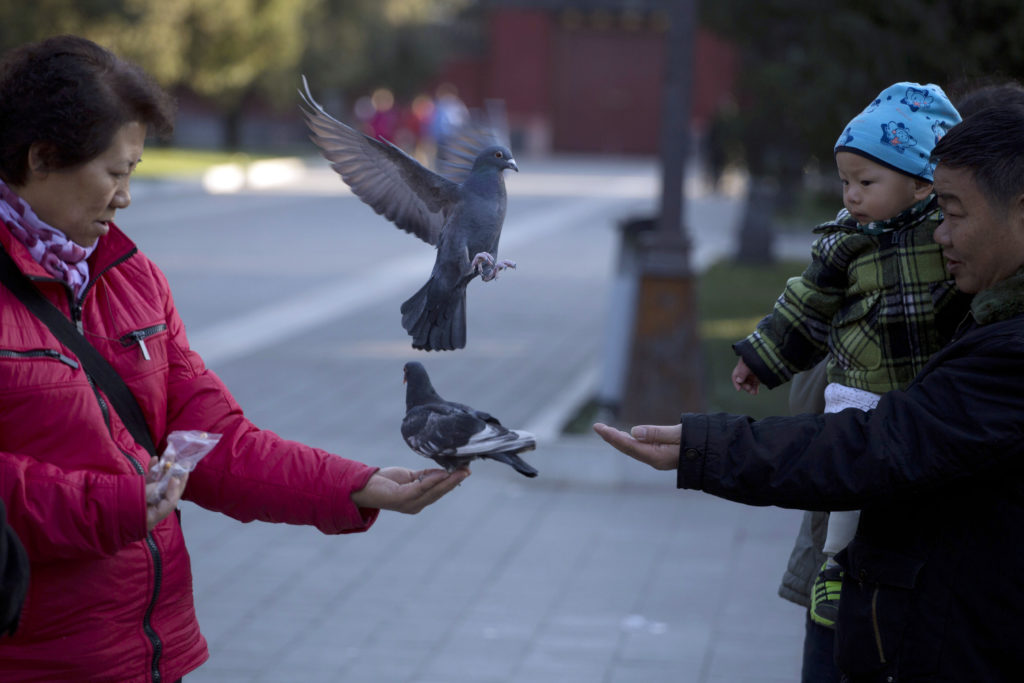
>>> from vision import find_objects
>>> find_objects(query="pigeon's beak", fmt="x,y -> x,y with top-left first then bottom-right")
507,158 -> 519,172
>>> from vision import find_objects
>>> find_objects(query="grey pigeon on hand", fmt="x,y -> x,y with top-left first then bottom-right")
401,362 -> 538,477
299,77 -> 519,351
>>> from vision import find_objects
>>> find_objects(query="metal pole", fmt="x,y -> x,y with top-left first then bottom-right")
620,0 -> 705,425
655,0 -> 695,253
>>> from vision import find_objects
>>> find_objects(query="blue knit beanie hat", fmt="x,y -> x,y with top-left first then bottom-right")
835,82 -> 961,181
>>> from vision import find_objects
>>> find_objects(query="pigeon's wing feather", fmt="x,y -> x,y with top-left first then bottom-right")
300,77 -> 457,246
403,404 -> 484,457
400,407 -> 430,445
455,424 -> 536,457
449,401 -> 498,425
435,99 -> 510,184
485,451 -> 538,478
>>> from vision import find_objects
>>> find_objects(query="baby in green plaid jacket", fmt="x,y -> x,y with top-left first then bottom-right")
730,82 -> 973,629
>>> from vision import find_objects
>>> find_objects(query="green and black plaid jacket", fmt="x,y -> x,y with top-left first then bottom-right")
734,196 -> 973,393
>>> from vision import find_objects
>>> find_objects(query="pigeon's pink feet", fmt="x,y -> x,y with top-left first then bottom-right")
473,252 -> 516,282
471,252 -> 494,271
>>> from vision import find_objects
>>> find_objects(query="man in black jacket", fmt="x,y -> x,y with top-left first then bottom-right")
595,105 -> 1024,682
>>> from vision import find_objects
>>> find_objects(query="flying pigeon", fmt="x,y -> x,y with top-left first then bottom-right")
401,361 -> 538,477
299,77 -> 519,351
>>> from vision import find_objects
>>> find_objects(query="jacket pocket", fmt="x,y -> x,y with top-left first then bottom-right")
109,324 -> 170,381
834,541 -> 924,676
0,348 -> 80,392
117,323 -> 168,363
0,348 -> 79,368
830,291 -> 882,371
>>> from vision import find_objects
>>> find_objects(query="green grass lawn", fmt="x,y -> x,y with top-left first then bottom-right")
697,258 -> 808,419
135,148 -> 275,179
564,257 -> 811,433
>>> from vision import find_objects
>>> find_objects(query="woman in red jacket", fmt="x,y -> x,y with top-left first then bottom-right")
0,35 -> 468,682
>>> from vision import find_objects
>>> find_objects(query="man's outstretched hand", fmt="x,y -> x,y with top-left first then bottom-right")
592,423 -> 681,471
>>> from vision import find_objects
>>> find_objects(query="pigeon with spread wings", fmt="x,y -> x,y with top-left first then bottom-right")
299,77 -> 518,351
401,362 -> 538,477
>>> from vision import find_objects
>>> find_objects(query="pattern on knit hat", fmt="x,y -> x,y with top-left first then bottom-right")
835,82 -> 961,182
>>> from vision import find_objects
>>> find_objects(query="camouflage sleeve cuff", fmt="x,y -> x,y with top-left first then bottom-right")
732,337 -> 790,390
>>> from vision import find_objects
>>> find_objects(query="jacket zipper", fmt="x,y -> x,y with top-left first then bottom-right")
871,587 -> 887,664
119,324 -> 168,361
119,444 -> 165,683
64,252 -> 166,681
75,247 -> 136,306
0,348 -> 79,368
950,309 -> 975,342
145,535 -> 164,683
70,247 -> 136,330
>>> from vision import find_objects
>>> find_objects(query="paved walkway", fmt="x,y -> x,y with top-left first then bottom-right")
138,156 -> 815,682
183,448 -> 806,683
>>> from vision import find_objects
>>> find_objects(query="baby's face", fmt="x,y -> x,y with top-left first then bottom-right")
836,151 -> 932,225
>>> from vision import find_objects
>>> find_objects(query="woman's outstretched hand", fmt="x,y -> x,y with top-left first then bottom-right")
592,423 -> 681,471
351,467 -> 470,514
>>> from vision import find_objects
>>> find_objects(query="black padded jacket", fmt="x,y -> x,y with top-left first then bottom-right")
679,270 -> 1024,682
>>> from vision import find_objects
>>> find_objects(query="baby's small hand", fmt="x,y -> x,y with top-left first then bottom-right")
731,357 -> 761,396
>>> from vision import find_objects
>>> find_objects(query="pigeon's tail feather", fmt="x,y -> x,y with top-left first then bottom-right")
485,451 -> 539,478
401,279 -> 467,351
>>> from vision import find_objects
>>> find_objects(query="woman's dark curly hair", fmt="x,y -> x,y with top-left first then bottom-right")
0,35 -> 175,185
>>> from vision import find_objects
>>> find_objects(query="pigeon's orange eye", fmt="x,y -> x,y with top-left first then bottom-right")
494,151 -> 503,158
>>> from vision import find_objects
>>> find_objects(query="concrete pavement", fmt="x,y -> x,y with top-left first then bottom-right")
183,447 -> 806,683
134,155 -> 816,682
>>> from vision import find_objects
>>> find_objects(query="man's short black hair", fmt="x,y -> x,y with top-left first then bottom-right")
932,106 -> 1024,210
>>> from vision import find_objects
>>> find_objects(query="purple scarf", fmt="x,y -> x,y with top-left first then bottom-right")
0,180 -> 95,297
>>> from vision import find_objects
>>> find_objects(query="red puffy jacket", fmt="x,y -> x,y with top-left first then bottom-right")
0,223 -> 379,681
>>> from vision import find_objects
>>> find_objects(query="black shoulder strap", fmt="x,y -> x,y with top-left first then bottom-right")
0,497 -> 29,637
0,246 -> 158,457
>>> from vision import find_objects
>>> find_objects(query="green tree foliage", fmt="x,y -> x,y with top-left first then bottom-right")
0,0 -> 468,148
0,0 -> 192,84
181,0 -> 311,102
699,0 -> 1024,262
179,0 -> 314,147
703,0 -> 1024,176
299,0 -> 470,103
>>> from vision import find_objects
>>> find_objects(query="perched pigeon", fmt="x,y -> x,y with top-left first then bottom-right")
401,361 -> 538,477
299,77 -> 519,351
